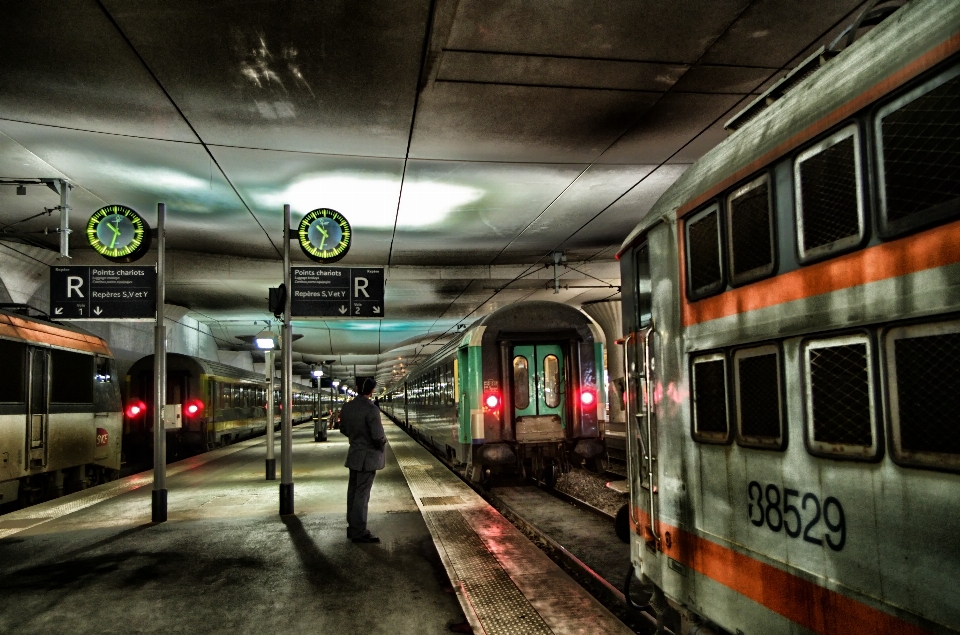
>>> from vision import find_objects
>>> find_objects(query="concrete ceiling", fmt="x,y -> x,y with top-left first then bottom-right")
0,0 -> 871,384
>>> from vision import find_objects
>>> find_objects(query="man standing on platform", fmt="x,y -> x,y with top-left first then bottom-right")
339,377 -> 386,543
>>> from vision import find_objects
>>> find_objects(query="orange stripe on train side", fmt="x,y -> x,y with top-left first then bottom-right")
628,511 -> 933,635
681,219 -> 960,327
674,33 -> 960,221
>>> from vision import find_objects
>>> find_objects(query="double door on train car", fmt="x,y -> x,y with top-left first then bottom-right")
26,347 -> 49,468
511,344 -> 566,442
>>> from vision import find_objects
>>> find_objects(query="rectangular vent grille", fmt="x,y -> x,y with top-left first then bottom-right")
893,332 -> 960,455
736,350 -> 781,443
692,356 -> 728,438
796,127 -> 862,256
879,70 -> 960,227
728,176 -> 773,282
687,206 -> 722,297
809,343 -> 873,447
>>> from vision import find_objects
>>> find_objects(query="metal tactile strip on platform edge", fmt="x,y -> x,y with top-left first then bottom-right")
386,429 -> 554,635
429,509 -> 554,635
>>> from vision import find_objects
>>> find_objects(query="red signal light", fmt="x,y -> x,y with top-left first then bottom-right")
580,390 -> 596,406
185,400 -> 203,416
126,400 -> 146,418
484,392 -> 501,409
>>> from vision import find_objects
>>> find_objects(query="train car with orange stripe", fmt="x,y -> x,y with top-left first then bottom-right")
0,307 -> 122,510
615,1 -> 959,633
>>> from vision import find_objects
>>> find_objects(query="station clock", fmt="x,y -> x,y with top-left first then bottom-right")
85,205 -> 152,263
297,208 -> 352,263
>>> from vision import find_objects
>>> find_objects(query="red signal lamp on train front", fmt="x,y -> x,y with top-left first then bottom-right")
580,389 -> 596,407
125,400 -> 146,418
484,392 -> 501,410
185,400 -> 204,417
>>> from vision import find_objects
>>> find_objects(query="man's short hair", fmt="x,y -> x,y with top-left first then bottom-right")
359,377 -> 377,396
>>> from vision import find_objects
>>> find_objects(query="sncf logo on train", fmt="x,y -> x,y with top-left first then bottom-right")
96,428 -> 109,447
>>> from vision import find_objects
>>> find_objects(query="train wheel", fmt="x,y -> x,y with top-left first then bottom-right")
542,460 -> 558,490
616,504 -> 630,544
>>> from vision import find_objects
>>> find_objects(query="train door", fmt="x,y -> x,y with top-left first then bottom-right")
512,344 -> 566,441
624,240 -> 660,550
26,347 -> 49,468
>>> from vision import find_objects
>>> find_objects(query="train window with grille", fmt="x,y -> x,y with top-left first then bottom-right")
691,353 -> 730,444
50,349 -> 94,403
803,334 -> 879,459
513,356 -> 530,410
734,345 -> 784,450
885,320 -> 960,471
876,65 -> 960,237
726,173 -> 775,285
685,203 -> 724,299
794,124 -> 865,262
0,339 -> 26,402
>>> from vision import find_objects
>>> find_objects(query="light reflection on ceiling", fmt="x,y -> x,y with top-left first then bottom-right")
252,173 -> 484,228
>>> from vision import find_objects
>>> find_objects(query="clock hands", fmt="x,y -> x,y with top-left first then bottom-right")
108,216 -> 122,249
316,219 -> 329,250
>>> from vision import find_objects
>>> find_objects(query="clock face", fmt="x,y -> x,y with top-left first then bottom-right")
298,208 -> 352,263
86,205 -> 152,263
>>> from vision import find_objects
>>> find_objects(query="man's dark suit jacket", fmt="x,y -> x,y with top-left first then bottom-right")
339,395 -> 386,471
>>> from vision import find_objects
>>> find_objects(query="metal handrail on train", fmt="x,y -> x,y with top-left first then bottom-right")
618,327 -> 661,548
642,326 -> 661,548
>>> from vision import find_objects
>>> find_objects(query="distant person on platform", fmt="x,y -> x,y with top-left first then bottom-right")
339,377 -> 386,543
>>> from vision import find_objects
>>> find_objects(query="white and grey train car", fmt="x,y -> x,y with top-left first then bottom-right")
616,1 -> 959,633
0,309 -> 122,508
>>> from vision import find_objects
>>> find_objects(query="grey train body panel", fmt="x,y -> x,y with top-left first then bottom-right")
617,0 -> 960,633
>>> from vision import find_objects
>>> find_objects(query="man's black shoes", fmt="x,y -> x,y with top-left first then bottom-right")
351,534 -> 381,543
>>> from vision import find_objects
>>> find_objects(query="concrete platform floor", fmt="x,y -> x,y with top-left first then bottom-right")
0,424 -> 465,635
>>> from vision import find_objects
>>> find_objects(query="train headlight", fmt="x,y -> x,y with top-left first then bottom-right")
484,392 -> 501,410
580,390 -> 596,407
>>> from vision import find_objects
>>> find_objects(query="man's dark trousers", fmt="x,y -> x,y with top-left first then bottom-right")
347,469 -> 377,539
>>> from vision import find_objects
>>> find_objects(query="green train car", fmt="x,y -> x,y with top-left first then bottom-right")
381,301 -> 606,486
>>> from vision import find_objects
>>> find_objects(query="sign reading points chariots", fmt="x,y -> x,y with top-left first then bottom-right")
50,265 -> 157,320
49,204 -> 157,320
290,267 -> 384,318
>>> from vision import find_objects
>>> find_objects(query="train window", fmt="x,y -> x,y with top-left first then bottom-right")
875,65 -> 960,237
543,355 -> 561,408
733,345 -> 784,450
0,339 -> 25,402
726,173 -> 775,285
513,356 -> 530,410
634,242 -> 652,326
50,349 -> 94,403
885,320 -> 960,471
802,334 -> 879,459
690,353 -> 729,444
685,203 -> 725,299
794,124 -> 865,263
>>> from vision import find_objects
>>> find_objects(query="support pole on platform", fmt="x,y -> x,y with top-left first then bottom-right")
280,204 -> 294,515
265,349 -> 276,480
152,203 -> 167,523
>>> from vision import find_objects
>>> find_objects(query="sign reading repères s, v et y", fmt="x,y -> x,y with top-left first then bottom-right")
49,266 -> 157,320
290,267 -> 384,318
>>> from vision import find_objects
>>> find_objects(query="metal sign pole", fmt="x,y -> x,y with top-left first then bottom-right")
280,204 -> 294,515
152,203 -> 167,523
265,349 -> 276,480
58,179 -> 71,259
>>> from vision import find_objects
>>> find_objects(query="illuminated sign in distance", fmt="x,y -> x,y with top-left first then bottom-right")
298,208 -> 351,263
86,205 -> 152,263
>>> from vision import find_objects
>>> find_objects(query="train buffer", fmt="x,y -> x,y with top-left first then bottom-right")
0,421 -> 632,634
